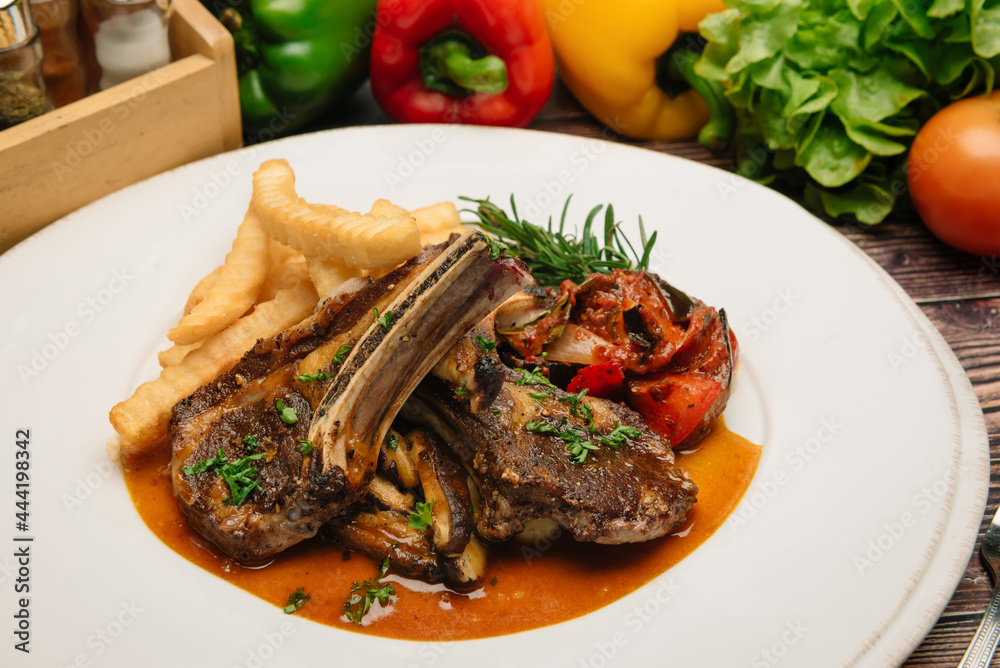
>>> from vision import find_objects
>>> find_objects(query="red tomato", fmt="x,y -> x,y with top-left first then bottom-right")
627,374 -> 721,446
567,363 -> 624,399
908,91 -> 1000,255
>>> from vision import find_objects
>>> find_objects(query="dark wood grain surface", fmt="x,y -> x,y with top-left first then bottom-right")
318,79 -> 1000,666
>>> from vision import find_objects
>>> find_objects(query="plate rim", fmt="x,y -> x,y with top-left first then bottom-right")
1,123 -> 989,667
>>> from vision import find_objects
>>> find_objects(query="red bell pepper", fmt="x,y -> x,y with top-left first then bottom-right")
370,0 -> 554,127
627,374 -> 722,447
567,363 -> 625,399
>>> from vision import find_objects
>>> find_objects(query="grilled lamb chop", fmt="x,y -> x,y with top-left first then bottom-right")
170,233 -> 531,561
403,367 -> 698,544
430,314 -> 505,412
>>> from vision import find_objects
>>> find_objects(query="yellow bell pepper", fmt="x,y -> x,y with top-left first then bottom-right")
538,0 -> 727,141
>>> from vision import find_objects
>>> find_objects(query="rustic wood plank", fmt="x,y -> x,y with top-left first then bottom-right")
902,299 -> 1000,666
842,222 -> 1000,305
923,300 -> 1000,414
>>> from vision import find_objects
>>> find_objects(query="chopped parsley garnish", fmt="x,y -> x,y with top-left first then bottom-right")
454,381 -> 468,399
515,367 -> 556,389
525,420 -> 598,465
485,235 -> 510,261
476,335 -> 497,354
385,433 -> 399,451
284,587 -> 310,614
298,345 -> 351,382
374,307 -> 393,331
596,422 -> 642,450
299,440 -> 314,456
408,500 -> 434,530
344,558 -> 395,624
566,438 -> 598,464
332,343 -> 352,365
276,399 -> 298,425
528,390 -> 552,404
565,439 -> 600,464
181,448 -> 227,476
559,388 -> 593,426
297,371 -> 333,383
219,452 -> 266,506
489,406 -> 501,416
242,434 -> 259,453
182,448 -> 265,506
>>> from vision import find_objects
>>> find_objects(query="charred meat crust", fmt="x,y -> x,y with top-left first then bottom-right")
307,233 -> 532,482
170,256 -> 437,562
170,254 -> 430,426
174,390 -> 350,562
431,315 -> 506,413
312,235 -> 528,427
405,370 -> 698,545
170,234 -> 531,563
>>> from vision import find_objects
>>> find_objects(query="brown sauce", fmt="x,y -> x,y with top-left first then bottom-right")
122,419 -> 760,640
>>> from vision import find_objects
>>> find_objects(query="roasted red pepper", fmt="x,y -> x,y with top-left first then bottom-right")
628,374 -> 722,447
567,363 -> 625,399
370,0 -> 554,127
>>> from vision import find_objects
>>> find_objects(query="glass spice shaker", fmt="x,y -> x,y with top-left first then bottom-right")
0,0 -> 52,130
29,0 -> 84,106
79,0 -> 169,91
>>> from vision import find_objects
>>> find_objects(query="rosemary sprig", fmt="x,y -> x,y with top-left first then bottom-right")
460,195 -> 657,287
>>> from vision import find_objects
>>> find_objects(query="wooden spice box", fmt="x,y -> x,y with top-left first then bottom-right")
0,0 -> 242,254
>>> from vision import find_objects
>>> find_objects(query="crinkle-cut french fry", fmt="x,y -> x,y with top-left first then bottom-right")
259,245 -> 309,303
158,341 -> 203,368
420,225 -> 470,246
251,159 -> 421,268
411,201 -> 462,233
370,199 -> 410,217
110,281 -> 319,450
357,200 -> 417,277
267,239 -> 300,267
183,265 -> 224,315
306,257 -> 363,296
167,209 -> 271,345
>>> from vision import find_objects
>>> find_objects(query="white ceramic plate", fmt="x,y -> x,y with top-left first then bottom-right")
0,126 -> 988,668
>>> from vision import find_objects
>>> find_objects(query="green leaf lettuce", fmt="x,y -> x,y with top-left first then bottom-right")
697,0 -> 999,224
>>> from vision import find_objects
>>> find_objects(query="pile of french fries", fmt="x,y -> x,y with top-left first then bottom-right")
109,159 -> 468,451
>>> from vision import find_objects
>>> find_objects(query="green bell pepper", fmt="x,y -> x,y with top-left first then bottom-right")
204,0 -> 378,136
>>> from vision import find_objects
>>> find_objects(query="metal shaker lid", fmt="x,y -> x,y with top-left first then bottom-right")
0,0 -> 38,51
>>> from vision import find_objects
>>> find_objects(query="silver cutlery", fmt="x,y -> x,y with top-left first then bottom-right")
959,507 -> 1000,667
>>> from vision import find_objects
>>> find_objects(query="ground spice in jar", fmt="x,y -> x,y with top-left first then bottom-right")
0,70 -> 46,128
0,0 -> 52,129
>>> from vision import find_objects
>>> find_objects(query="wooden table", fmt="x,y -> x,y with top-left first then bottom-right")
318,79 -> 1000,666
